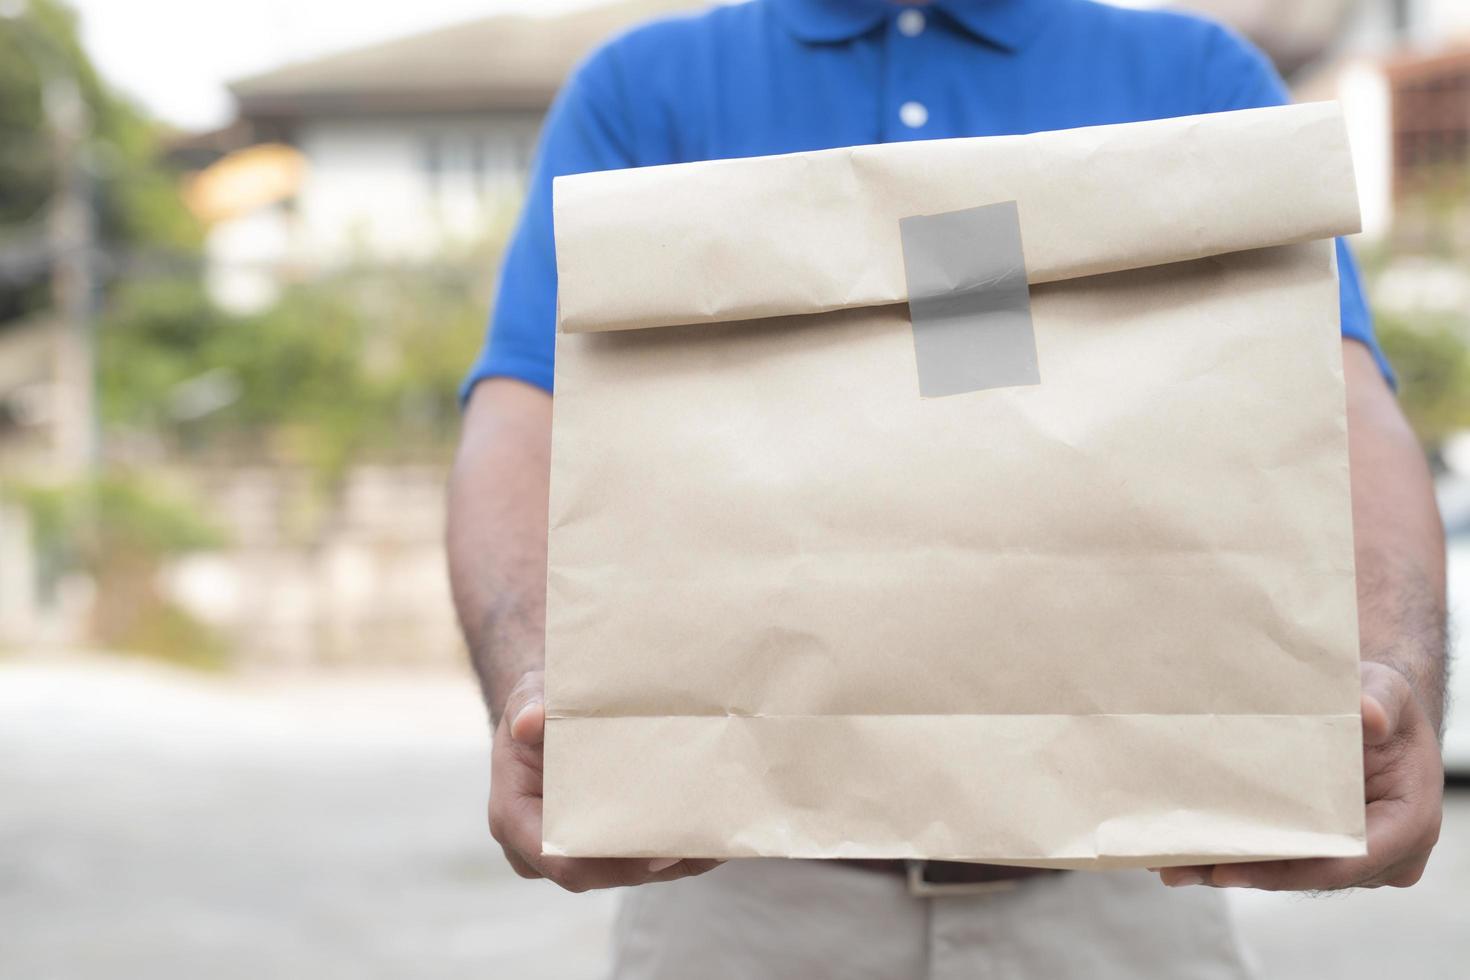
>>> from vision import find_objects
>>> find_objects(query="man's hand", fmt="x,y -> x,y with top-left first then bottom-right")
450,383 -> 722,892
1160,344 -> 1446,892
489,669 -> 723,892
1159,665 -> 1443,892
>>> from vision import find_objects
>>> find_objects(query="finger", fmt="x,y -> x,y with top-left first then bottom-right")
1206,796 -> 1424,891
503,670 -> 546,746
560,856 -> 724,890
495,771 -> 649,892
491,709 -> 544,795
488,716 -> 549,875
510,701 -> 545,745
503,848 -> 543,880
645,858 -> 725,883
491,758 -> 550,861
497,792 -> 722,891
1158,866 -> 1210,887
1359,664 -> 1409,746
535,854 -> 687,893
1207,857 -> 1368,892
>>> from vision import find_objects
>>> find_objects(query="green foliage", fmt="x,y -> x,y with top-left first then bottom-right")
96,278 -> 231,426
1367,180 -> 1470,453
0,0 -> 199,322
0,0 -> 77,226
4,472 -> 226,574
1376,313 -> 1470,451
98,262 -> 490,484
2,472 -> 228,667
1,3 -> 499,486
111,598 -> 231,672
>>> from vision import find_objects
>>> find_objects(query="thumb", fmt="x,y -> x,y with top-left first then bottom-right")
1360,663 -> 1409,747
502,670 -> 546,746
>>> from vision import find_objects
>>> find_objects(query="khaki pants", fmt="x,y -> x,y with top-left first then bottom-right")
612,860 -> 1254,979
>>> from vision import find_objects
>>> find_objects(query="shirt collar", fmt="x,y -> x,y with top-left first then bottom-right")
770,0 -> 1059,51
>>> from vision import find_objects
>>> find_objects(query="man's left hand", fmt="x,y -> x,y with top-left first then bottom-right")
1158,661 -> 1443,891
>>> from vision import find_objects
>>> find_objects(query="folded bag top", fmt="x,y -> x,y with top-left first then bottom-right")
542,103 -> 1368,868
553,102 -> 1360,335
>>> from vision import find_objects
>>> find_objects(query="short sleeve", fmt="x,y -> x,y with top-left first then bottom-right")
1200,22 -> 1396,387
461,46 -> 637,399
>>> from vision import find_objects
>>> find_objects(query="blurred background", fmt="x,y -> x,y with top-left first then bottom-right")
0,0 -> 1467,976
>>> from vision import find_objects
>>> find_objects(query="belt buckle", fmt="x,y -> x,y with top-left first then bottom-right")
905,860 -> 1020,898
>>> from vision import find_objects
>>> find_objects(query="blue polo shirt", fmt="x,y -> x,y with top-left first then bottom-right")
465,0 -> 1389,397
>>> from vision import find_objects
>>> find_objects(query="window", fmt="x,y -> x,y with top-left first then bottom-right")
1390,52 -> 1470,198
421,135 -> 445,198
469,137 -> 488,193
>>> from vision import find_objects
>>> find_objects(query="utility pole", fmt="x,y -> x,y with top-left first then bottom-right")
45,75 -> 98,476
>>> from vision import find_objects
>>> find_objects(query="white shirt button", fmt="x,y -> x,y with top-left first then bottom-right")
897,8 -> 926,37
899,101 -> 929,129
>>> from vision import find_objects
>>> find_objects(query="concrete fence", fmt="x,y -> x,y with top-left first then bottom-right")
1,464 -> 466,669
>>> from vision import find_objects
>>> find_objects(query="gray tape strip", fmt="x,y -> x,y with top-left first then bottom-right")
899,201 -> 1039,398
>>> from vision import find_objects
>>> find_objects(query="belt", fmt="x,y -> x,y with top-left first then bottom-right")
844,859 -> 1065,897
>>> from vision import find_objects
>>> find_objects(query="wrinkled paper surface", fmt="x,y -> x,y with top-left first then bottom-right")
544,103 -> 1367,868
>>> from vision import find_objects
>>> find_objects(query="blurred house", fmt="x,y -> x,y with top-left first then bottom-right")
1279,0 -> 1470,325
188,0 -> 1470,313
137,0 -> 1470,670
1287,0 -> 1470,241
191,0 -> 699,312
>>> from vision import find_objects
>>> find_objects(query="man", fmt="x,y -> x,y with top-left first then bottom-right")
448,1 -> 1447,975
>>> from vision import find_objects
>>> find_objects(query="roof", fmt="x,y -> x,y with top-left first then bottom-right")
228,0 -> 1369,123
1384,42 -> 1470,82
230,0 -> 706,119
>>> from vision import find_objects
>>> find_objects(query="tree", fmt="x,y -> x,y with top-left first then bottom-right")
0,0 -> 198,326
98,260 -> 491,485
1376,313 -> 1470,456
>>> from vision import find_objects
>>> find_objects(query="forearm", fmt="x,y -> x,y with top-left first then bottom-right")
1344,341 -> 1448,734
447,378 -> 554,723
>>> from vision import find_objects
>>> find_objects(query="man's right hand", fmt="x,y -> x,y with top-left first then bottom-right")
489,669 -> 724,892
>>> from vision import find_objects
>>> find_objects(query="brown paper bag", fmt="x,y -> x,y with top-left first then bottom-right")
542,103 -> 1367,868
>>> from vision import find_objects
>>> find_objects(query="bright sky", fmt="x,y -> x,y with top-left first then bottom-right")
67,0 -> 614,130
65,0 -> 1163,132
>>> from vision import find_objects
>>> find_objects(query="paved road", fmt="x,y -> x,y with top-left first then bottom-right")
2,655 -> 1465,978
